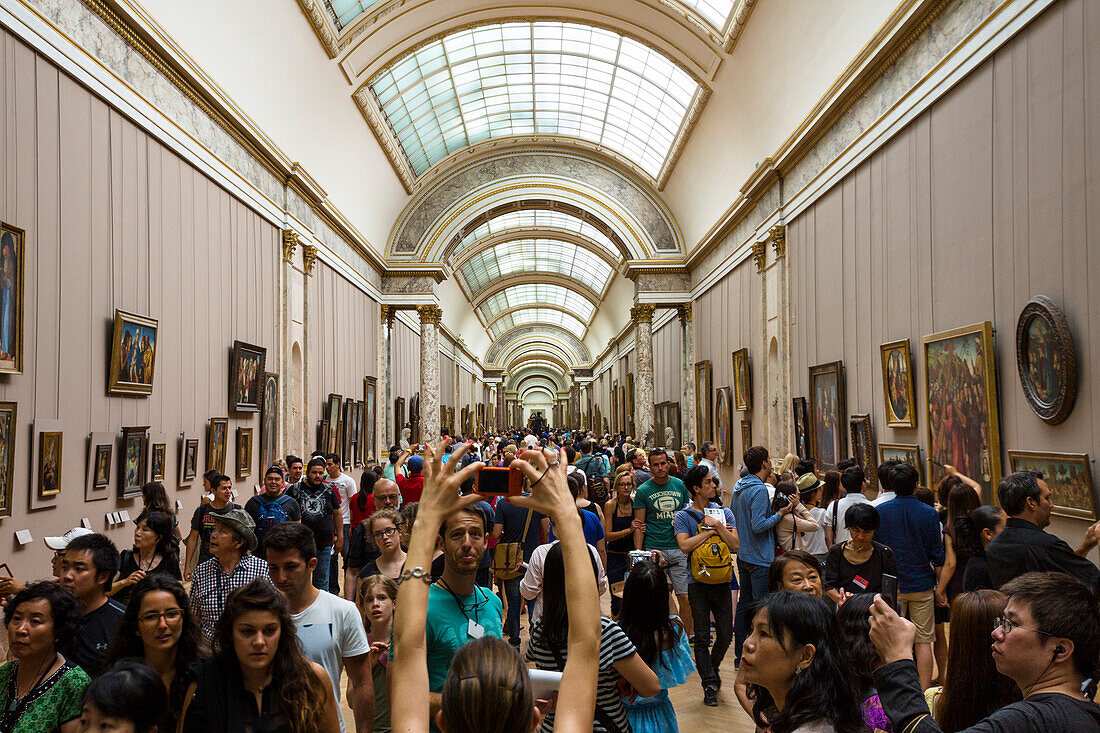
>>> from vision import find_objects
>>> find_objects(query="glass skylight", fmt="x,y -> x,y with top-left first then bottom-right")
460,239 -> 612,295
478,283 -> 595,323
369,21 -> 700,178
326,0 -> 383,31
488,309 -> 588,339
454,209 -> 620,258
679,0 -> 737,30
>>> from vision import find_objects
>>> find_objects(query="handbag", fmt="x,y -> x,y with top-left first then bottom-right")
491,508 -> 533,580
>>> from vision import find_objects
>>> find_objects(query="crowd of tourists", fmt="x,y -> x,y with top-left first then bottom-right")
0,431 -> 1099,733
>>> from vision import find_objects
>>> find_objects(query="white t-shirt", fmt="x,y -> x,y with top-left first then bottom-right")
803,506 -> 829,555
822,493 -> 871,544
292,590 -> 370,733
870,491 -> 896,507
329,473 -> 357,524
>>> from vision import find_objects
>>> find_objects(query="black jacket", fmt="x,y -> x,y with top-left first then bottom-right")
986,518 -> 1100,592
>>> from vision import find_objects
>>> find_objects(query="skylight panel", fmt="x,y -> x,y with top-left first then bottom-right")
478,284 -> 595,323
326,0 -> 385,31
454,209 -> 620,257
459,239 -> 613,295
369,21 -> 700,179
676,0 -> 738,31
487,309 -> 588,339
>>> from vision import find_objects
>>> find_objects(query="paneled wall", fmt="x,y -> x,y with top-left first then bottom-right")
787,0 -> 1100,541
653,314 -> 683,404
0,28 -> 285,567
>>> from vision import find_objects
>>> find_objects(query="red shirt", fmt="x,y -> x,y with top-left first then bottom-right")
350,493 -> 373,526
396,473 -> 424,504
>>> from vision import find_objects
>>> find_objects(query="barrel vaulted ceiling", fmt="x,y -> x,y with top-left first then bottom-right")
297,0 -> 757,397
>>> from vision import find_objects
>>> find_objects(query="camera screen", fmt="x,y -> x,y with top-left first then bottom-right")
476,468 -> 511,495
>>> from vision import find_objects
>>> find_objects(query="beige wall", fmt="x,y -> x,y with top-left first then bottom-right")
783,0 -> 1100,549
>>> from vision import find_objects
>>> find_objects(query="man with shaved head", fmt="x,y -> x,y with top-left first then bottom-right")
343,477 -> 401,600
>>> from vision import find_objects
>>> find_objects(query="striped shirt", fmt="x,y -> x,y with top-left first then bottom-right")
526,615 -> 636,733
189,554 -> 269,647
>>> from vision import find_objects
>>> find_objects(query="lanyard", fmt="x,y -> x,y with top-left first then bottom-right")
436,579 -> 485,626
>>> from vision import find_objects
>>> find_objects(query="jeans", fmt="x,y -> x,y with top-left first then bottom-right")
733,560 -> 770,662
313,545 -> 333,590
606,551 -> 628,616
502,574 -> 526,644
328,525 -> 350,595
689,582 -> 734,688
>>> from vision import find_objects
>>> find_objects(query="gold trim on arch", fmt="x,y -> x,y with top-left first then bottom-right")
481,303 -> 593,336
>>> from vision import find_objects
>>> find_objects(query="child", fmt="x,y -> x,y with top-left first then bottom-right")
357,575 -> 397,733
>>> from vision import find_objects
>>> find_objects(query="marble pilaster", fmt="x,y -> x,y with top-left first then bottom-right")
418,305 -> 442,443
496,381 -> 507,432
381,306 -> 395,451
679,304 -> 696,448
631,304 -> 656,447
568,385 -> 580,428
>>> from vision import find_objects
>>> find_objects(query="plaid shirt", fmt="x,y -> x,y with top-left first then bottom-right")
189,553 -> 269,647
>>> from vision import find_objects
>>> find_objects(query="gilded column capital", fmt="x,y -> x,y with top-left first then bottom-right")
302,244 -> 318,276
630,304 -> 655,324
770,224 -> 787,258
417,304 -> 443,324
380,305 -> 396,325
281,229 -> 299,262
676,303 -> 692,323
751,241 -> 767,273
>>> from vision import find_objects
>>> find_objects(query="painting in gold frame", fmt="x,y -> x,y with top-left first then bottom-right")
880,339 -> 916,428
923,322 -> 1001,499
108,310 -> 158,396
206,418 -> 228,475
879,443 -> 923,484
1007,451 -> 1096,520
0,223 -> 25,375
121,426 -> 149,499
260,373 -> 279,472
732,348 -> 752,411
38,431 -> 62,498
365,377 -> 377,462
809,361 -> 846,471
229,340 -> 266,413
237,427 -> 253,479
150,441 -> 166,483
741,420 -> 752,456
0,403 -> 15,516
694,360 -> 713,444
714,387 -> 731,464
849,414 -> 877,493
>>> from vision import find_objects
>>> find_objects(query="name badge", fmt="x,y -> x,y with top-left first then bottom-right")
468,620 -> 485,639
853,575 -> 869,589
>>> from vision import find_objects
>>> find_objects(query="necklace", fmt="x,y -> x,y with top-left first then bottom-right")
137,549 -> 158,571
8,653 -> 58,712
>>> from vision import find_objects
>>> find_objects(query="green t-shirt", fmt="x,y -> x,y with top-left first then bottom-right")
633,477 -> 690,550
0,660 -> 89,733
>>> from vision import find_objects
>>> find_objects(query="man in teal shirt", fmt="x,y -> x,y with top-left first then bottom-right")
633,449 -> 693,638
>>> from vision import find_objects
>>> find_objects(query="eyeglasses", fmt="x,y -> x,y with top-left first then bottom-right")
376,495 -> 399,505
372,527 -> 400,540
138,609 -> 184,627
994,616 -> 1051,636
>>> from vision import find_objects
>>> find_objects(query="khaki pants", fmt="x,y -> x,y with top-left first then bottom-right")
898,590 -> 936,643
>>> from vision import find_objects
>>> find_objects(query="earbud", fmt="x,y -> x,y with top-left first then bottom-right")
1053,645 -> 1065,660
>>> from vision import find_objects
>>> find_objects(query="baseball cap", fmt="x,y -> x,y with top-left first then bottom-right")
408,455 -> 424,473
43,527 -> 94,551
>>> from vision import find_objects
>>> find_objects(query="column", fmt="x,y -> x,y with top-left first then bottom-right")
679,303 -> 696,448
302,244 -> 317,451
631,304 -> 655,447
496,380 -> 507,432
280,230 -> 297,457
381,306 -> 395,452
417,305 -> 442,443
568,384 -> 580,428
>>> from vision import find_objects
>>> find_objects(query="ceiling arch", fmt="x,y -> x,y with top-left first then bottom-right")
472,277 -> 599,314
520,386 -> 555,404
506,351 -> 573,378
514,374 -> 561,396
447,204 -> 625,264
502,345 -> 575,374
458,238 -> 614,300
509,366 -> 567,391
486,307 -> 589,340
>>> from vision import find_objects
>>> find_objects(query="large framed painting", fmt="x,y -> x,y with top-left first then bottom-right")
206,418 -> 228,475
669,402 -> 681,449
237,427 -> 253,479
108,310 -> 158,396
260,373 -> 279,471
365,377 -> 377,462
923,321 -> 1001,498
792,397 -> 810,460
120,426 -> 149,499
694,360 -> 713,444
654,402 -> 666,447
880,339 -> 916,428
342,398 -> 355,458
327,393 -> 342,453
879,443 -> 923,484
714,387 -> 732,464
85,431 -> 113,503
610,381 -> 619,435
1015,296 -> 1077,425
732,348 -> 752,411
318,420 -> 329,453
179,434 -> 199,487
0,223 -> 24,375
1007,450 -> 1097,520
849,414 -> 877,493
394,397 -> 405,446
229,341 -> 266,412
741,420 -> 752,456
809,361 -> 846,471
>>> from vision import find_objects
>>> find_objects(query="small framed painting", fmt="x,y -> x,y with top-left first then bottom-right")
207,418 -> 228,474
0,403 -> 15,515
714,387 -> 731,464
120,426 -> 149,499
880,339 -> 916,428
108,310 -> 158,396
229,340 -> 266,413
1007,450 -> 1097,520
849,414 -> 877,493
0,222 -> 25,375
1015,296 -> 1077,425
741,420 -> 752,456
792,397 -> 810,460
38,431 -> 62,498
180,434 -> 199,486
260,372 -> 279,471
732,348 -> 752,411
694,360 -> 713,444
85,431 -> 113,503
879,443 -> 923,484
237,427 -> 253,479
149,435 -> 167,483
809,361 -> 847,471
365,377 -> 377,462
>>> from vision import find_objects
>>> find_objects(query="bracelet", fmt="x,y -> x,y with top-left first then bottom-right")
396,566 -> 432,586
530,465 -> 552,488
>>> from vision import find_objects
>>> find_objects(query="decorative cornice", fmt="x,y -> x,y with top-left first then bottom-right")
657,86 -> 712,190
295,0 -> 339,59
385,266 -> 448,284
722,0 -> 759,53
630,304 -> 656,325
751,241 -> 767,273
302,244 -> 318,276
623,259 -> 690,278
677,303 -> 693,323
770,225 -> 786,259
282,230 -> 299,263
417,304 -> 443,325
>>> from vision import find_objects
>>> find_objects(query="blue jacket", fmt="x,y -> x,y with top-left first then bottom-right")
732,474 -> 782,566
875,495 -> 945,593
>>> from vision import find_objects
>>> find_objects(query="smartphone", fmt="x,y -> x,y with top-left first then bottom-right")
881,573 -> 899,612
475,465 -> 523,496
529,669 -> 562,700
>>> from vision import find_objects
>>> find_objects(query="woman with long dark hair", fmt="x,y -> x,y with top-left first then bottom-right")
955,505 -> 1006,591
836,593 -> 893,732
141,481 -> 182,542
111,511 -> 182,605
923,590 -> 1021,731
105,575 -> 200,731
618,560 -> 695,732
179,579 -> 339,733
740,591 -> 864,733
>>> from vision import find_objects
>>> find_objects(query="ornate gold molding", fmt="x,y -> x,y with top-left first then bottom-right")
630,304 -> 655,324
294,0 -> 339,59
751,241 -> 767,273
281,229 -> 299,263
302,244 -> 318,276
380,305 -> 396,325
770,225 -> 786,258
417,304 -> 443,325
677,303 -> 693,323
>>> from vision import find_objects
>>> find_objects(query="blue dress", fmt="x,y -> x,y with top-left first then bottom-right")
622,622 -> 695,733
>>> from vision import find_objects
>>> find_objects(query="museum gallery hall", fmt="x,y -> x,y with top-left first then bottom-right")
1,0 -> 1099,730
